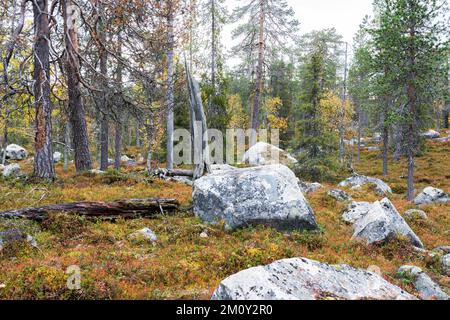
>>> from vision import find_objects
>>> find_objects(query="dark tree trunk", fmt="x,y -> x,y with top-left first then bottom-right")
166,4 -> 175,170
114,121 -> 122,170
100,115 -> 109,170
98,3 -> 109,171
444,107 -> 449,129
382,122 -> 389,177
32,0 -> 55,180
62,0 -> 92,172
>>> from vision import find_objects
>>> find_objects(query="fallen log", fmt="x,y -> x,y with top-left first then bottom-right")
0,198 -> 180,221
153,168 -> 194,178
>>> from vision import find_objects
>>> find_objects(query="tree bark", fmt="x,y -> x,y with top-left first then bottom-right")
32,0 -> 55,180
0,198 -> 180,221
166,3 -> 175,170
98,3 -> 109,171
62,0 -> 93,172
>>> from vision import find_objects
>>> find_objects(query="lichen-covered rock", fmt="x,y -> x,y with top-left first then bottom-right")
442,254 -> 450,276
343,198 -> 424,248
243,142 -> 298,167
342,201 -> 372,224
4,144 -> 28,160
433,246 -> 450,255
339,174 -> 392,196
414,187 -> 450,206
328,189 -> 352,202
193,165 -> 318,232
421,129 -> 440,140
128,228 -> 157,243
53,151 -> 62,163
298,181 -> 323,195
212,257 -> 416,300
404,209 -> 428,220
2,164 -> 20,178
397,266 -> 448,300
211,164 -> 237,173
0,229 -> 38,252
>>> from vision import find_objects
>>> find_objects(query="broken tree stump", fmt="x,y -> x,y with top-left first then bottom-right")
0,198 -> 180,221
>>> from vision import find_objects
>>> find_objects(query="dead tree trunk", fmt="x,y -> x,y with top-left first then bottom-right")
186,62 -> 211,180
0,198 -> 180,221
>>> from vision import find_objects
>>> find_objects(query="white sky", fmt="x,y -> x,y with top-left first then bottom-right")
223,0 -> 374,62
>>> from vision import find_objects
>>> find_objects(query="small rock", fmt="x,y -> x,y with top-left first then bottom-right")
128,228 -> 157,243
328,189 -> 352,202
339,174 -> 392,196
442,254 -> 450,276
200,230 -> 209,238
2,164 -> 21,178
211,164 -> 237,173
4,144 -> 28,160
0,229 -> 38,250
0,164 -> 4,172
432,246 -> 450,254
89,169 -> 105,175
404,209 -> 428,220
343,198 -> 424,248
397,266 -> 448,300
0,283 -> 5,289
298,181 -> 323,194
53,151 -> 62,163
171,176 -> 193,186
367,147 -> 380,152
414,187 -> 450,205
243,142 -> 298,167
421,129 -> 440,140
436,135 -> 450,143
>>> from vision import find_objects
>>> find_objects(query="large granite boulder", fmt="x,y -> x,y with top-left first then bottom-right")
193,165 -> 318,231
243,142 -> 298,167
414,187 -> 450,206
2,164 -> 21,178
397,266 -> 448,300
342,198 -> 424,248
339,175 -> 392,196
4,144 -> 28,160
212,257 -> 416,300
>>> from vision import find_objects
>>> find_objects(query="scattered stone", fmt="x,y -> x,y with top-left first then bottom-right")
436,135 -> 450,143
421,129 -> 440,140
367,147 -> 380,152
4,144 -> 28,160
2,164 -> 21,178
414,187 -> 450,206
372,133 -> 382,144
0,164 -> 4,172
171,176 -> 193,186
193,164 -> 318,232
328,189 -> 352,202
442,254 -> 450,276
339,174 -> 392,196
212,257 -> 416,300
397,266 -> 448,300
432,246 -> 450,255
243,142 -> 298,167
120,155 -> 131,162
108,158 -> 115,165
342,198 -> 424,248
0,229 -> 39,251
89,169 -> 105,175
128,228 -> 157,243
342,201 -> 373,224
200,230 -> 209,238
0,283 -> 5,289
53,151 -> 62,163
298,181 -> 323,194
404,209 -> 428,220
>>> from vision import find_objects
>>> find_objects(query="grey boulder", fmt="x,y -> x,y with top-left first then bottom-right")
128,228 -> 157,243
212,257 -> 416,300
397,266 -> 448,300
343,198 -> 424,248
298,181 -> 323,195
442,254 -> 450,276
404,209 -> 428,220
0,229 -> 38,252
193,164 -> 318,232
53,151 -> 62,163
339,174 -> 392,196
328,189 -> 352,202
414,187 -> 450,205
4,144 -> 28,160
2,164 -> 21,178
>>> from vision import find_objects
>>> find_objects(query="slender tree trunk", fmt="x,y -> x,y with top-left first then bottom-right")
357,107 -> 362,162
406,24 -> 416,202
64,121 -> 70,172
62,0 -> 92,172
211,0 -> 216,93
32,0 -> 55,180
136,120 -> 141,147
339,42 -> 348,165
166,4 -> 175,170
251,0 -> 265,144
382,120 -> 389,176
444,106 -> 449,129
98,4 -> 109,171
1,106 -> 9,165
146,115 -> 155,175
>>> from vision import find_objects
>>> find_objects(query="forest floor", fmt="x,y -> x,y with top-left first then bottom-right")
0,134 -> 449,299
